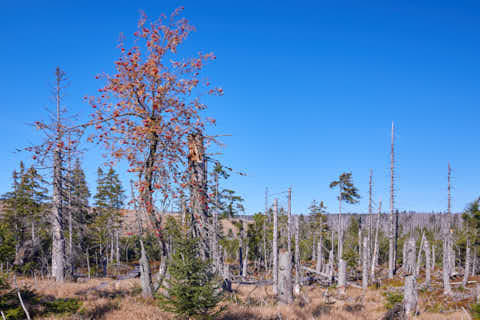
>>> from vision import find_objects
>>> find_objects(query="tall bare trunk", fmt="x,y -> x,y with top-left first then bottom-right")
51,69 -> 65,282
273,199 -> 279,295
316,234 -> 323,273
362,236 -> 368,291
294,216 -> 301,295
404,237 -> 418,316
416,233 -> 425,276
424,238 -> 431,287
371,200 -> 381,281
287,187 -> 293,294
463,238 -> 471,287
388,121 -> 396,279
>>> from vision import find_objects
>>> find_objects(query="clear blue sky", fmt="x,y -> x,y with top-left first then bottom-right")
1,1 -> 480,215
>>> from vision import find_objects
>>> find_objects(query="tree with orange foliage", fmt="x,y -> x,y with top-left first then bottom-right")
87,8 -> 222,297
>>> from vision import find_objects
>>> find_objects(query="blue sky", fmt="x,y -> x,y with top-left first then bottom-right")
1,1 -> 480,214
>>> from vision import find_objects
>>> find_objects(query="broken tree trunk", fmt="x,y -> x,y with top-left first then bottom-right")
362,236 -> 368,291
278,250 -> 293,304
273,199 -> 279,295
404,237 -> 418,317
188,132 -> 210,260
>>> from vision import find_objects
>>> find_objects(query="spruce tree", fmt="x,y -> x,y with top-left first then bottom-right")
157,234 -> 224,320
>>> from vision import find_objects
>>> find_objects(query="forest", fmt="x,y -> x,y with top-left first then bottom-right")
1,5 -> 480,320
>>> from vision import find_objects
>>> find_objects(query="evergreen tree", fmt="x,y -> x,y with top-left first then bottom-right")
157,234 -> 224,320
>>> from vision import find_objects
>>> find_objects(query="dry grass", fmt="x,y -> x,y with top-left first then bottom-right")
6,277 -> 471,319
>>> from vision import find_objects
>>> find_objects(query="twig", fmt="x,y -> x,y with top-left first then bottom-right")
1,311 -> 6,320
461,306 -> 472,320
13,276 -> 31,320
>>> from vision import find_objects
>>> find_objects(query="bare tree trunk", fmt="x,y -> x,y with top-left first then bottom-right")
463,238 -> 471,287
338,259 -> 347,294
473,247 -> 477,277
287,187 -> 293,293
362,236 -> 368,291
402,240 -> 407,270
115,230 -> 120,263
242,240 -> 249,280
294,216 -> 301,295
52,141 -> 65,282
278,250 -> 293,304
211,171 -> 219,273
424,238 -> 431,288
388,121 -> 396,279
371,200 -> 381,281
316,235 -> 323,273
264,187 -> 268,273
273,199 -> 279,295
188,132 -> 210,260
139,238 -> 152,298
404,237 -> 418,316
432,244 -> 436,272
327,249 -> 334,285
443,237 -> 452,295
416,233 -> 425,276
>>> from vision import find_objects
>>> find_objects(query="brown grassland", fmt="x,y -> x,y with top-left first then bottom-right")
5,272 -> 473,320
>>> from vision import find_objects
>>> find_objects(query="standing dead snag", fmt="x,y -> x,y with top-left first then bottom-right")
389,121 -> 398,279
424,238 -> 431,287
188,132 -> 210,260
294,215 -> 301,295
443,163 -> 453,295
28,68 -> 83,282
273,199 -> 279,295
404,237 -> 418,317
362,236 -> 368,291
278,250 -> 293,304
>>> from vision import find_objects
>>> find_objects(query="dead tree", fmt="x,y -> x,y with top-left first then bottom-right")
278,250 -> 293,304
443,163 -> 453,295
463,238 -> 471,287
287,187 -> 293,293
362,236 -> 369,291
371,200 -> 382,281
404,237 -> 418,317
388,121 -> 397,279
51,68 -> 68,283
294,215 -> 301,295
273,199 -> 279,294
316,235 -> 323,273
424,238 -> 431,287
188,132 -> 210,260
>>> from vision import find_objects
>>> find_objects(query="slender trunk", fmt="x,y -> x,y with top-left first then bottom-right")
316,234 -> 323,273
362,236 -> 368,291
443,237 -> 452,295
463,238 -> 471,287
264,187 -> 268,273
371,200 -> 381,281
432,244 -> 436,272
242,240 -> 249,280
473,247 -> 477,277
416,233 -> 425,276
338,259 -> 346,294
273,199 -> 279,295
424,238 -> 431,288
294,216 -> 301,295
287,187 -> 293,294
389,121 -> 396,279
